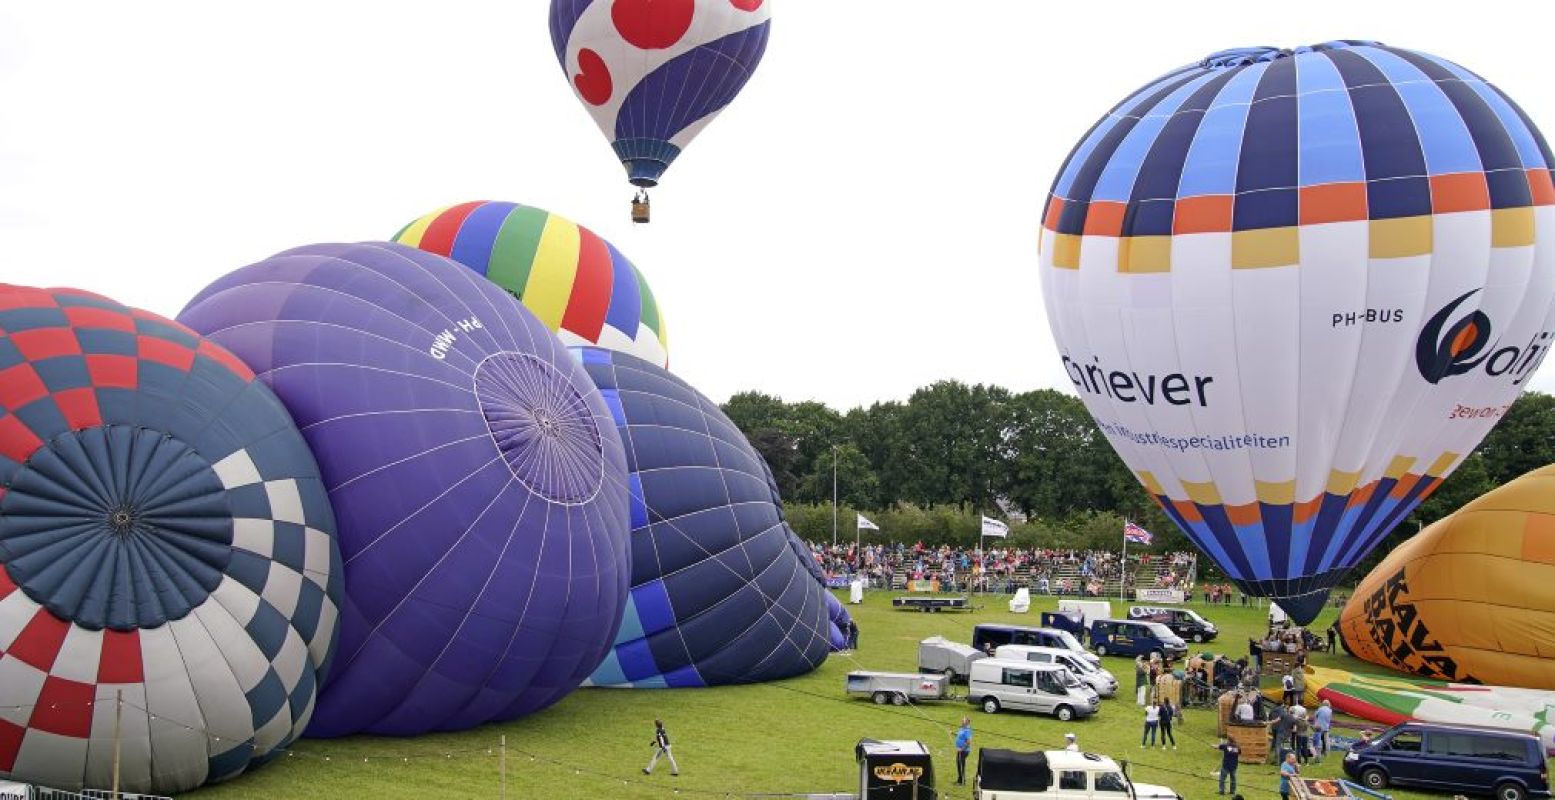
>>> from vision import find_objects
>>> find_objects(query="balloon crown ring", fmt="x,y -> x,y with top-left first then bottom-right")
1201,41 -> 1384,69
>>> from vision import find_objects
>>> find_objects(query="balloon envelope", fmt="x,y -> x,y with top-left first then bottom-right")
1038,41 -> 1555,623
178,243 -> 631,735
1338,465 -> 1555,689
394,200 -> 668,367
0,285 -> 341,794
549,0 -> 771,187
575,347 -> 832,687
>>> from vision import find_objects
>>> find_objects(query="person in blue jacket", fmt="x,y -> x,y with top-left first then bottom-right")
954,717 -> 973,785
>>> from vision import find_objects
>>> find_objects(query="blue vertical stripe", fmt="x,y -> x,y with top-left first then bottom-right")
1295,53 -> 1366,186
1124,71 -> 1237,236
1176,63 -> 1267,198
1324,48 -> 1431,218
1092,72 -> 1222,202
1051,65 -> 1203,197
1353,48 -> 1482,176
1234,56 -> 1301,229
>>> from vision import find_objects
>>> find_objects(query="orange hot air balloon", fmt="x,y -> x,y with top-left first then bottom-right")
1338,465 -> 1555,689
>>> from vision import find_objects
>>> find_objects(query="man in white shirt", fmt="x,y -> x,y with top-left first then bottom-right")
1234,695 -> 1255,724
1064,733 -> 1080,752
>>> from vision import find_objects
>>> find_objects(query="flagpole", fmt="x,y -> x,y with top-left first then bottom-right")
1120,521 -> 1128,602
831,445 -> 838,549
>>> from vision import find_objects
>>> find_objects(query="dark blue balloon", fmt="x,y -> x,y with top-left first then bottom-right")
575,347 -> 831,687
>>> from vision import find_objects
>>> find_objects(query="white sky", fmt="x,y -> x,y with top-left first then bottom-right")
3,1 -> 1554,409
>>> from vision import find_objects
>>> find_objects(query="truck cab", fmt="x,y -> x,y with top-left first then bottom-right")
1127,606 -> 1218,643
975,749 -> 1180,799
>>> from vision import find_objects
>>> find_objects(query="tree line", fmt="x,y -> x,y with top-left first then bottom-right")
721,383 -> 1555,575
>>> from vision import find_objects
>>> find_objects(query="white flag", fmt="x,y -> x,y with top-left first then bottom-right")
981,516 -> 1010,538
857,513 -> 880,531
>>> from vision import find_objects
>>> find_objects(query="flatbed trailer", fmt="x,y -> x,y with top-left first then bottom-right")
892,595 -> 975,612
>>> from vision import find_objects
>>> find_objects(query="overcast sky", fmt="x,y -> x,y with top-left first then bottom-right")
4,2 -> 1554,409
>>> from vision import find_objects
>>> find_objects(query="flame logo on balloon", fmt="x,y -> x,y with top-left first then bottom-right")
1416,289 -> 1493,384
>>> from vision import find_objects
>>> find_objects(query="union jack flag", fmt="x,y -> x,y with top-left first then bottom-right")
1124,521 -> 1154,545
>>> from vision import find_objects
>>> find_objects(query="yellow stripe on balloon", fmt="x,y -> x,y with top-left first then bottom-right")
524,215 -> 581,330
395,206 -> 452,248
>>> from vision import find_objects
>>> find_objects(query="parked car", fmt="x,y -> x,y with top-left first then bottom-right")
967,658 -> 1099,721
975,748 -> 1180,799
972,624 -> 1101,666
919,636 -> 985,682
995,645 -> 1119,698
1342,721 -> 1551,800
1127,606 -> 1218,642
1086,619 -> 1188,660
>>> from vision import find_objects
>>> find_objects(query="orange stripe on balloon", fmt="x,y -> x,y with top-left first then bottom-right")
1043,197 -> 1065,232
418,201 -> 484,257
560,228 -> 613,343
1172,500 -> 1203,523
1429,172 -> 1491,214
1293,496 -> 1324,525
1527,170 -> 1555,206
1224,502 -> 1260,527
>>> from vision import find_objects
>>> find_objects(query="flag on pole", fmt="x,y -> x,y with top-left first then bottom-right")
857,513 -> 880,531
980,516 -> 1010,538
1124,520 -> 1153,545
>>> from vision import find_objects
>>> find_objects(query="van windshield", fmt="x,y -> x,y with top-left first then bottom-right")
1145,622 -> 1176,639
1054,630 -> 1085,651
1058,670 -> 1082,689
1062,655 -> 1095,674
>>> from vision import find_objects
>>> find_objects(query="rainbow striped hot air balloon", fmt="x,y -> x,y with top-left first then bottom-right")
394,201 -> 668,368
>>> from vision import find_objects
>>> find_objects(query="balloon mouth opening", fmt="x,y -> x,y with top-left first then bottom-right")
1201,41 -> 1384,69
109,508 -> 136,533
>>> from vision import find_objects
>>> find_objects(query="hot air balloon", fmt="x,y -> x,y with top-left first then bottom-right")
1038,41 -> 1555,624
1338,465 -> 1555,689
574,347 -> 832,688
0,285 -> 341,794
394,201 -> 669,368
549,0 -> 771,222
177,243 -> 631,735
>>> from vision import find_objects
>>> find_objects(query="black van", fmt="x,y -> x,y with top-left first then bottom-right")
1342,721 -> 1551,799
1127,605 -> 1218,642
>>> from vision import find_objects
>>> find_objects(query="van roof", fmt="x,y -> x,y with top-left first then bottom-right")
995,645 -> 1074,657
1394,721 -> 1541,740
976,657 -> 1067,671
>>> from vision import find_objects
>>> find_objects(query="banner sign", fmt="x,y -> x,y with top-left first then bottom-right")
1135,588 -> 1184,604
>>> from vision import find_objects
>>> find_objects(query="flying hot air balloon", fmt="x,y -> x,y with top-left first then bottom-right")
549,0 -> 771,222
394,201 -> 669,368
1038,42 -> 1555,624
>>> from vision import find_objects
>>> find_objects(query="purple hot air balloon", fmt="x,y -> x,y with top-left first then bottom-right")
178,242 -> 631,736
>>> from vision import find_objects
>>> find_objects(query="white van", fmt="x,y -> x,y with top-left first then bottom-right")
975,749 -> 1180,799
968,658 -> 1099,721
994,645 -> 1118,698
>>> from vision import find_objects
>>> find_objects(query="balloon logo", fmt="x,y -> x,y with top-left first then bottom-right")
1038,41 -> 1555,624
1416,289 -> 1494,383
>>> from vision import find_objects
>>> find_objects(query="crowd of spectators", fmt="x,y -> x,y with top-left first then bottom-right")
805,541 -> 1202,597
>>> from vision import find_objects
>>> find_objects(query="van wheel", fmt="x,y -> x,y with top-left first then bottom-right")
943,668 -> 957,682
891,693 -> 908,706
1495,782 -> 1527,800
1095,644 -> 1108,657
1152,649 -> 1165,660
1360,768 -> 1388,790
982,697 -> 1001,714
1054,705 -> 1075,722
1192,632 -> 1205,643
872,692 -> 889,705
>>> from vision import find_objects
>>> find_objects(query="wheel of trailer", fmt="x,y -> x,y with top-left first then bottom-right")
1095,644 -> 1108,656
982,697 -> 1000,714
1054,705 -> 1075,722
1360,768 -> 1388,790
873,691 -> 889,705
1496,782 -> 1527,800
943,667 -> 957,682
891,693 -> 908,706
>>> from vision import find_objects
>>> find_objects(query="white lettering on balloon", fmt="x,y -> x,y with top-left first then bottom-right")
429,316 -> 485,360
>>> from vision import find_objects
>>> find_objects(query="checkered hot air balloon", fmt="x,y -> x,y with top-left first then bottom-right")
574,348 -> 832,688
1039,42 -> 1555,624
394,201 -> 669,368
0,285 -> 342,794
549,0 -> 770,194
178,243 -> 631,736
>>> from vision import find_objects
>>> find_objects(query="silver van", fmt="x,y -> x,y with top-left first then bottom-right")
995,645 -> 1119,698
968,658 -> 1100,721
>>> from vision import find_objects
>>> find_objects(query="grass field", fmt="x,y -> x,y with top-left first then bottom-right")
185,591 -> 1451,800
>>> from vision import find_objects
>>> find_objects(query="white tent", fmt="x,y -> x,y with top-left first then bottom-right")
1008,587 -> 1031,613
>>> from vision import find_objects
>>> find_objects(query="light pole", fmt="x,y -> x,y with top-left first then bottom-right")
831,445 -> 839,549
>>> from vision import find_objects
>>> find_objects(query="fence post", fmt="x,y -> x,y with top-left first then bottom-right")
499,734 -> 506,800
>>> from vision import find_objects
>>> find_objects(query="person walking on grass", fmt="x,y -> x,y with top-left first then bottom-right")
1216,734 -> 1241,795
954,717 -> 972,785
1142,700 -> 1160,747
1134,655 -> 1148,705
1312,699 -> 1333,760
1279,752 -> 1299,800
643,719 -> 678,776
1158,698 -> 1178,749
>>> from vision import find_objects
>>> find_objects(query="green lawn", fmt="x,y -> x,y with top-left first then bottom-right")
186,592 -> 1449,800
